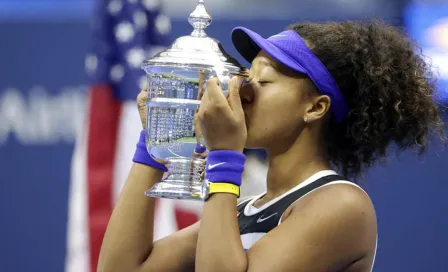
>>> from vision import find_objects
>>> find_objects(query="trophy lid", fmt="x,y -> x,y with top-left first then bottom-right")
142,0 -> 245,75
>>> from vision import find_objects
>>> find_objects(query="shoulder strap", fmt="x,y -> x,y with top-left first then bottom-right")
293,174 -> 345,197
274,174 -> 345,213
237,174 -> 347,234
237,175 -> 345,214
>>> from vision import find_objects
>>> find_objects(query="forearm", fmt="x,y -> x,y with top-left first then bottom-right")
141,222 -> 199,272
196,193 -> 248,272
98,163 -> 162,272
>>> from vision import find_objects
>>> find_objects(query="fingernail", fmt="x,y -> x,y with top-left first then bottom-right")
194,143 -> 207,154
236,76 -> 244,86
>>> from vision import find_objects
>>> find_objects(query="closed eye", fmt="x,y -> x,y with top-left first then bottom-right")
258,81 -> 272,86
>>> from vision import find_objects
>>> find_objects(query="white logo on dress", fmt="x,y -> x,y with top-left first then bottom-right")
256,213 -> 278,223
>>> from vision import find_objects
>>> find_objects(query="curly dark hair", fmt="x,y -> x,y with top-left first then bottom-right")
287,20 -> 446,180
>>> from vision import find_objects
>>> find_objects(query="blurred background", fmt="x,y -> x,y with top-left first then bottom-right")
0,0 -> 447,271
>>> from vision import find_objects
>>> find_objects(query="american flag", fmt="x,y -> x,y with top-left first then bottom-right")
64,1 -> 202,271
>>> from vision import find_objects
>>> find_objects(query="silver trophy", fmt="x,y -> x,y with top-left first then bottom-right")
141,0 -> 245,200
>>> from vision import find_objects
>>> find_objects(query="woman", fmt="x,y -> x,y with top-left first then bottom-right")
98,21 -> 445,272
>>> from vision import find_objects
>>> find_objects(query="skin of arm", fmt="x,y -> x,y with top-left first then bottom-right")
97,163 -> 200,272
195,183 -> 377,272
98,164 -> 251,272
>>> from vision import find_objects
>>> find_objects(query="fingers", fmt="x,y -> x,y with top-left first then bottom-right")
137,87 -> 148,103
227,76 -> 245,119
199,77 -> 240,124
137,88 -> 148,129
193,150 -> 208,160
198,72 -> 205,101
241,68 -> 250,78
194,112 -> 203,142
205,77 -> 229,109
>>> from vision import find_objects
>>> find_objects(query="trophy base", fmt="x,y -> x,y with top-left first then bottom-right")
145,157 -> 206,201
145,181 -> 204,200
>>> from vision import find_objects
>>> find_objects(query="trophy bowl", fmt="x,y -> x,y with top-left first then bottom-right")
141,0 -> 245,200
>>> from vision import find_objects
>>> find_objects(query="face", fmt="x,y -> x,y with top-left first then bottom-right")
241,51 -> 313,151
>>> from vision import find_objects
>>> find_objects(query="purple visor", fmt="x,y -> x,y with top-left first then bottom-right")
231,27 -> 349,122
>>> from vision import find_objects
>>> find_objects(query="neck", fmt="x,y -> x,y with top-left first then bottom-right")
264,128 -> 330,200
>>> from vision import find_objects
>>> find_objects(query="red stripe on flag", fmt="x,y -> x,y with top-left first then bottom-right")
175,208 -> 200,230
87,85 -> 121,272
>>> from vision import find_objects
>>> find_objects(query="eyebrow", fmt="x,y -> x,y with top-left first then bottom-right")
254,58 -> 275,68
247,56 -> 281,81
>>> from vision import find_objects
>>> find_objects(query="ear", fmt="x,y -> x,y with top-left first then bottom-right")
303,95 -> 331,122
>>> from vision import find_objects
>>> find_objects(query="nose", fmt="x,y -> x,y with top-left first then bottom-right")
240,79 -> 255,104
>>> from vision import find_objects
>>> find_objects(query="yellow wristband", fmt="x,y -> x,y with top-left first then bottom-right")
209,182 -> 240,197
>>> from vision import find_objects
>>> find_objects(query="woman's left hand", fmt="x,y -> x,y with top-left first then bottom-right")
197,76 -> 247,153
